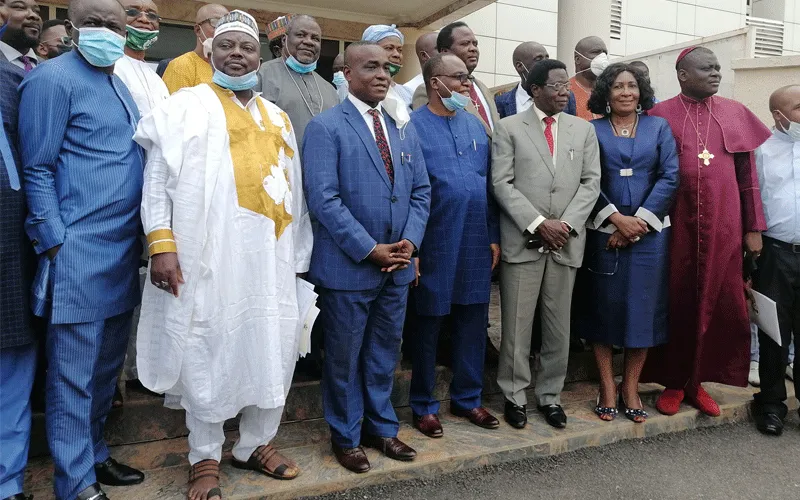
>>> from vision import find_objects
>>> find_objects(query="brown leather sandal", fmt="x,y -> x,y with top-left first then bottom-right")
188,459 -> 222,500
231,444 -> 300,480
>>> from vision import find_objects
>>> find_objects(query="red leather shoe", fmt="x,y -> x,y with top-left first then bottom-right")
686,384 -> 720,417
655,388 -> 684,415
413,413 -> 444,438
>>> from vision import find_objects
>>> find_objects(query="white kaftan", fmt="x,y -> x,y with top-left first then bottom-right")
133,83 -> 312,423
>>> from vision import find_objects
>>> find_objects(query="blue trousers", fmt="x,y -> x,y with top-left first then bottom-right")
320,280 -> 408,449
46,311 -> 133,500
409,303 -> 488,416
0,343 -> 37,499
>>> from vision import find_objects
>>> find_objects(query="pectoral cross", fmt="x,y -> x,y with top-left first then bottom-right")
698,148 -> 714,166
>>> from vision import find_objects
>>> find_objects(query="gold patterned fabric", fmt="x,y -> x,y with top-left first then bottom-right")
210,84 -> 295,240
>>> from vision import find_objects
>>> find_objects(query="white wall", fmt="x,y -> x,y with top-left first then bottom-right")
456,0 -> 559,88
455,0 -> 764,84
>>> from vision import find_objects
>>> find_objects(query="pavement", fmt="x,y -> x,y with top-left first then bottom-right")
311,420 -> 800,500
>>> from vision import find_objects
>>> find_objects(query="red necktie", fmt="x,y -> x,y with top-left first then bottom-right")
469,85 -> 491,128
543,116 -> 555,156
368,109 -> 394,184
19,55 -> 34,73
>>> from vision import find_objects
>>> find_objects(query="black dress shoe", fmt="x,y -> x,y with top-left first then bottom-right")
3,494 -> 33,500
504,401 -> 527,429
361,434 -> 417,461
538,404 -> 567,429
77,483 -> 109,500
94,457 -> 144,486
756,412 -> 784,436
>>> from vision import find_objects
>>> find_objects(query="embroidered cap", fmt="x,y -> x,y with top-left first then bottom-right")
214,10 -> 260,42
267,14 -> 294,41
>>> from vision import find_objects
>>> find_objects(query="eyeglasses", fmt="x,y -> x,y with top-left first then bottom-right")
586,249 -> 619,276
198,17 -> 221,28
41,36 -> 71,46
542,82 -> 571,92
434,73 -> 474,85
125,8 -> 161,22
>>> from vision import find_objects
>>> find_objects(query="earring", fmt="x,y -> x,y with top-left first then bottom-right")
605,104 -> 611,114
636,104 -> 643,114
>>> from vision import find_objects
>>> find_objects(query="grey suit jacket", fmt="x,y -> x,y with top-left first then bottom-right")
491,108 -> 601,267
412,77 -> 500,137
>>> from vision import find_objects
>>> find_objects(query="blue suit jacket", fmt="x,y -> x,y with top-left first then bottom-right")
495,86 -> 577,119
302,98 -> 431,291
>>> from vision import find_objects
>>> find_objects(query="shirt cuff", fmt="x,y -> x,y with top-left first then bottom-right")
147,228 -> 178,255
592,204 -> 618,229
28,218 -> 66,255
526,215 -> 546,235
634,207 -> 663,232
362,244 -> 378,263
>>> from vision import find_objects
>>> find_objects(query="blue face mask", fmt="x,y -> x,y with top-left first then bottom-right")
211,60 -> 260,91
435,78 -> 470,111
75,26 -> 126,67
285,54 -> 317,74
332,71 -> 346,87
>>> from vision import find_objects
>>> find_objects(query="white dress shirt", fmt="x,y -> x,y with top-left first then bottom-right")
756,128 -> 800,244
526,105 -> 563,234
515,82 -> 533,115
403,73 -> 424,95
347,93 -> 391,148
0,41 -> 37,70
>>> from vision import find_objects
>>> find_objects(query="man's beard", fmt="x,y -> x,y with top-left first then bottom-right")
5,27 -> 39,51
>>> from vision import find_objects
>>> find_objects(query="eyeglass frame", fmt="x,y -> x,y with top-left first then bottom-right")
125,7 -> 161,22
586,248 -> 619,276
541,81 -> 572,93
433,73 -> 474,85
197,17 -> 221,28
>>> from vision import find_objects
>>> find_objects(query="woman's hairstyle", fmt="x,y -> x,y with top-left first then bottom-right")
587,62 -> 656,116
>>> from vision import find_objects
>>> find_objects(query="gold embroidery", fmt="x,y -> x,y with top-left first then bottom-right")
211,84 -> 295,240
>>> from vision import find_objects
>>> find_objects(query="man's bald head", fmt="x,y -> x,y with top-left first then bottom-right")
68,0 -> 125,32
332,53 -> 345,73
415,32 -> 438,66
769,84 -> 800,132
573,35 -> 607,78
195,3 -> 228,25
512,41 -> 548,81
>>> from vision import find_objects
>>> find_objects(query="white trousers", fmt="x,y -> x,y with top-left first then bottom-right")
186,405 -> 283,464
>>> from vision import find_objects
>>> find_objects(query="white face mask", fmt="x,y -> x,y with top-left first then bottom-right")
778,110 -> 800,141
199,31 -> 213,58
576,50 -> 610,76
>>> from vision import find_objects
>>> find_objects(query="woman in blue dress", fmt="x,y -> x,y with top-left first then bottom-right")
575,63 -> 679,423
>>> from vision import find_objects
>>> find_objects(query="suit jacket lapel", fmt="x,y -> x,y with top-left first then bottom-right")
521,108 -> 555,176
342,99 -> 393,190
555,116 -> 574,177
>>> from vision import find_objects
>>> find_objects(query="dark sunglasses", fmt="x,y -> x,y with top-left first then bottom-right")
125,8 -> 161,22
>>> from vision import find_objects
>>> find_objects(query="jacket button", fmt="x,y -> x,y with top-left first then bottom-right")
391,196 -> 398,203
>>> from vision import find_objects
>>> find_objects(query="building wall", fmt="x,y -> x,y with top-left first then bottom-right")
732,54 -> 800,124
454,0 -> 800,83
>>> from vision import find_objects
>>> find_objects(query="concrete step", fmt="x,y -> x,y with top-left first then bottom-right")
29,350 -> 614,457
25,380 -> 785,500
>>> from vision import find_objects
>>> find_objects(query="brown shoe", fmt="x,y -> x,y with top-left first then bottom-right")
231,444 -> 300,480
331,443 -> 371,473
451,406 -> 500,429
412,413 -> 443,438
361,434 -> 417,461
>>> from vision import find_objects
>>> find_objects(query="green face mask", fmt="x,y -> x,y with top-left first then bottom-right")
388,62 -> 402,77
125,25 -> 159,51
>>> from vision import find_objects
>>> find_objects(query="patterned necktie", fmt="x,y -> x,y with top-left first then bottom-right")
469,85 -> 491,128
543,116 -> 555,156
368,109 -> 394,184
19,55 -> 34,73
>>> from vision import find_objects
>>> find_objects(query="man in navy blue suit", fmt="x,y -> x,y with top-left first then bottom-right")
303,42 -> 431,474
495,41 -> 577,119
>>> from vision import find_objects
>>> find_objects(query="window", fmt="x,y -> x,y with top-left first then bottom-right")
610,0 -> 622,41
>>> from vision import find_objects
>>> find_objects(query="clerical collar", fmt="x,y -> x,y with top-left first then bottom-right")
679,93 -> 712,105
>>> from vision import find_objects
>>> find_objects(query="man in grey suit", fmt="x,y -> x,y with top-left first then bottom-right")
492,59 -> 600,430
411,22 -> 499,136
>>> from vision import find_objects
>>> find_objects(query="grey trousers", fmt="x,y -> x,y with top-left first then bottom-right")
497,257 -> 577,406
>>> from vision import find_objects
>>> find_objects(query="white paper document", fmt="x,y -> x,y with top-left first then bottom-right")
749,290 -> 781,347
296,278 -> 320,358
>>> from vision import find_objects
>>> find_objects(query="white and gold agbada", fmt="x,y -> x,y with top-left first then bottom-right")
133,83 -> 313,424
